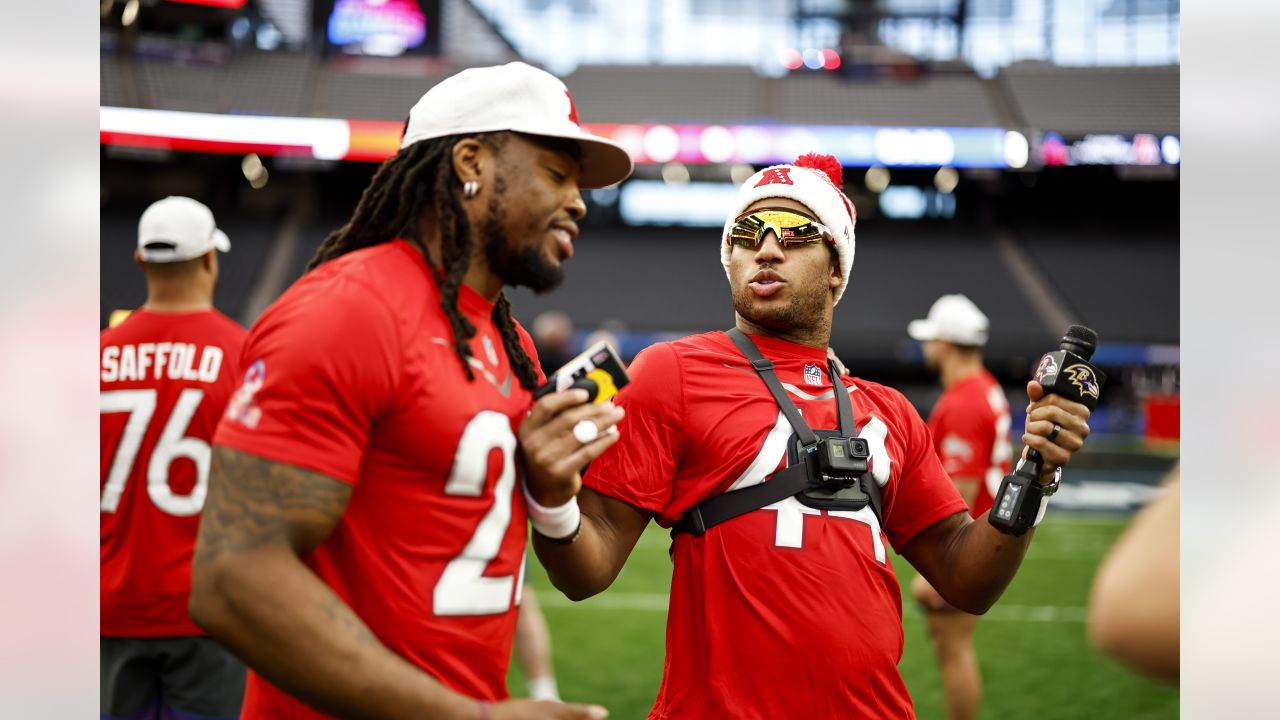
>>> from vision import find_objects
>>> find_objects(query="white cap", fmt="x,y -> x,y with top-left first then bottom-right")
720,155 -> 858,305
137,196 -> 231,263
908,294 -> 990,346
400,61 -> 633,189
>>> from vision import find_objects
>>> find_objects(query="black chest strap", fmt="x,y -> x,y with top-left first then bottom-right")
671,330 -> 882,538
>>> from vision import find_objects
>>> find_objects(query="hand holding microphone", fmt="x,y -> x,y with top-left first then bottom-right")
989,325 -> 1106,535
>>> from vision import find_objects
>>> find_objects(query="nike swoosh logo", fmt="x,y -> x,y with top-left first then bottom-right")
433,338 -> 513,398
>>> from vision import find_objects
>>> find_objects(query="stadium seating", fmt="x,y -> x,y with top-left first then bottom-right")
313,68 -> 442,121
771,73 -> 1003,127
1012,219 -> 1179,345
1001,62 -> 1179,134
100,53 -> 132,108
134,51 -> 312,116
564,66 -> 763,124
116,47 -> 1175,139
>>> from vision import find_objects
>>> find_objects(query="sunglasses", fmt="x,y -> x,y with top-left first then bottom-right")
728,207 -> 834,250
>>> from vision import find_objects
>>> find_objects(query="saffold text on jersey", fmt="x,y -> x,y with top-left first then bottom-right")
102,342 -> 226,384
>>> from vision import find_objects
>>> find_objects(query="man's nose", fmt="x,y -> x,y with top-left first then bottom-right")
754,231 -> 785,261
565,191 -> 586,221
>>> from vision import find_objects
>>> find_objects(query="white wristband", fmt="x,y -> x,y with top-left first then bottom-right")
1032,493 -> 1051,527
522,482 -> 581,540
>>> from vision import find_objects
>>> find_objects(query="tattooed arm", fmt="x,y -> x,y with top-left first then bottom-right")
191,447 -> 609,720
189,446 -> 475,719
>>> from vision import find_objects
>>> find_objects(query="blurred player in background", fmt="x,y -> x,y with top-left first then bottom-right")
906,294 -> 1012,720
189,62 -> 630,720
100,196 -> 247,720
527,154 -> 1094,719
513,309 -> 582,703
514,587 -> 561,702
532,310 -> 576,376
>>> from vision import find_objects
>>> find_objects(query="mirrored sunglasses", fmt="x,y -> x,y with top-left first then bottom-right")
728,207 -> 834,250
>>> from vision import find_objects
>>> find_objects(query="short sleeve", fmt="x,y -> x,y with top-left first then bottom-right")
582,343 -> 684,513
214,278 -> 401,484
881,391 -> 968,550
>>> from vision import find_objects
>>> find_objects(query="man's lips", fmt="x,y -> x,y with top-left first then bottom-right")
551,222 -> 578,260
550,229 -> 574,259
749,269 -> 785,297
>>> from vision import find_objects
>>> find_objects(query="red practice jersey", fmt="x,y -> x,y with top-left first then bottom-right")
214,240 -> 542,717
583,332 -> 967,720
927,369 -> 1012,518
101,308 -> 246,637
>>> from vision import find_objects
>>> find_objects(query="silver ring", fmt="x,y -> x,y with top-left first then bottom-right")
1048,423 -> 1061,442
573,420 -> 599,444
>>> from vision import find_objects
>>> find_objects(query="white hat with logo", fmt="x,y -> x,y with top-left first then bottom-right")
137,196 -> 231,263
400,61 -> 633,189
908,294 -> 990,347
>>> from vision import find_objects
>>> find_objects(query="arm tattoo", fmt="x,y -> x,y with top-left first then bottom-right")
197,446 -> 354,562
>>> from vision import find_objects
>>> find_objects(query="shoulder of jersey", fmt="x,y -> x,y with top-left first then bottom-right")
662,330 -> 732,357
298,243 -> 436,315
210,309 -> 249,337
844,375 -> 913,411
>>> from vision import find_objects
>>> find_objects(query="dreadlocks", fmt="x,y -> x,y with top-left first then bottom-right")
307,133 -> 542,392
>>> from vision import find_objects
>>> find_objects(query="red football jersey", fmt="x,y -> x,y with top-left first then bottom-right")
214,240 -> 542,717
927,369 -> 1012,518
101,308 -> 246,637
583,332 -> 967,720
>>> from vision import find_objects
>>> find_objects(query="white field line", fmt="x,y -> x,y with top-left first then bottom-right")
538,592 -> 1087,622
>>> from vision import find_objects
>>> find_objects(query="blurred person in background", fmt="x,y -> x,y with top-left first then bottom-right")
531,309 -> 576,376
188,62 -> 631,720
1088,465 -> 1179,684
100,196 -> 247,720
906,294 -> 1012,720
580,320 -> 626,363
514,586 -> 561,702
527,154 -> 1095,719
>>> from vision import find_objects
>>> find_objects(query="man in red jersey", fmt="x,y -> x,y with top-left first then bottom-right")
190,62 -> 630,720
101,196 -> 247,720
529,154 -> 1093,719
906,293 -> 1012,720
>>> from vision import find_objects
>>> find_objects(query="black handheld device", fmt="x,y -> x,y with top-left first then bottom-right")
532,341 -> 630,405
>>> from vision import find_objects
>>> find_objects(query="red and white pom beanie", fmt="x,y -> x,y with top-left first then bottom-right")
720,153 -> 858,305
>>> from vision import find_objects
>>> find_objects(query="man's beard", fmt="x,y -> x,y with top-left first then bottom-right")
481,183 -> 564,294
730,267 -> 829,333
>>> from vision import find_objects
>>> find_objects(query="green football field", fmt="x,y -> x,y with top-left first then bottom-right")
510,514 -> 1178,719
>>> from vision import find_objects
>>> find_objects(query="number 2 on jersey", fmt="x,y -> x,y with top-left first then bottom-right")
100,388 -> 210,516
434,411 -> 519,616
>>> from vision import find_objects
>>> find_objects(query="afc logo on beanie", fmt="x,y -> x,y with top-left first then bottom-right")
754,168 -> 794,187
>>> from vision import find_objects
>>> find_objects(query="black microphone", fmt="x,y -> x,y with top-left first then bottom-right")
989,325 -> 1107,535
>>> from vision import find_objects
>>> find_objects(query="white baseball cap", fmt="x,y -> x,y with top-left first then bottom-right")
908,294 -> 990,347
400,61 -> 633,189
137,196 -> 231,263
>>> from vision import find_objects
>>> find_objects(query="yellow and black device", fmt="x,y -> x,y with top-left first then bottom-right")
533,340 -> 630,405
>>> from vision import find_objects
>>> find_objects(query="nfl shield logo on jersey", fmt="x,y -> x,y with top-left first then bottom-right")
803,363 -> 823,386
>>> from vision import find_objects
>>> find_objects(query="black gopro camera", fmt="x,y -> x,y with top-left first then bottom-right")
814,437 -> 870,488
788,430 -> 873,512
